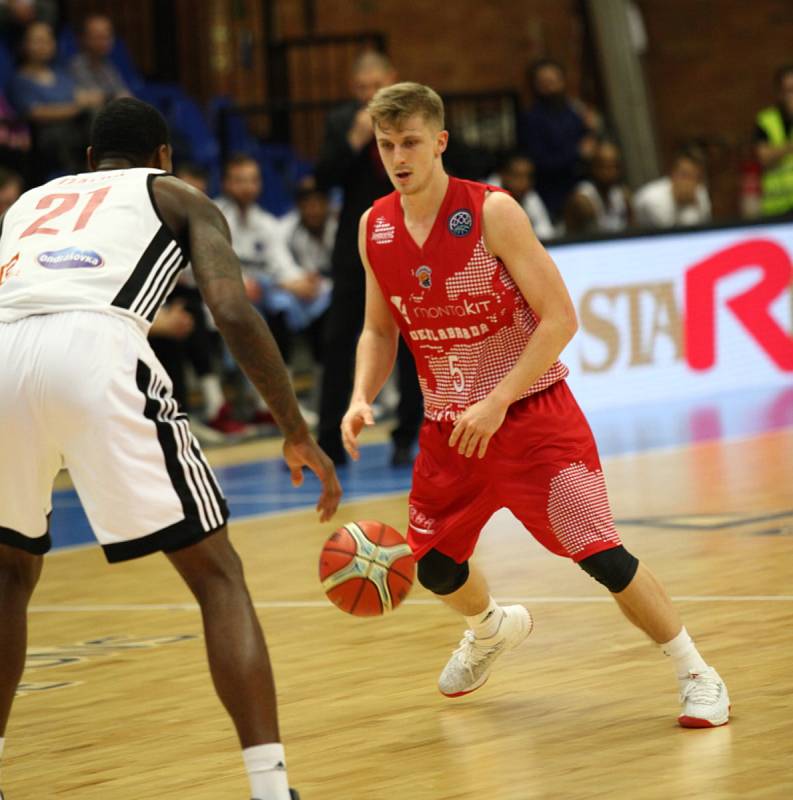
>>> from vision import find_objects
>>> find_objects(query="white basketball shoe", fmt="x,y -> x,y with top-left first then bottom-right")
678,666 -> 730,727
438,605 -> 533,697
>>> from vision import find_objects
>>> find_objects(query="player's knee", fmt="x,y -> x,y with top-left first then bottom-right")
417,549 -> 469,595
0,548 -> 43,595
578,545 -> 638,593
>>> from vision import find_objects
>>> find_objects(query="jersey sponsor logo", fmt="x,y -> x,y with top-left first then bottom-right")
414,298 -> 493,319
409,506 -> 436,535
390,295 -> 412,324
408,322 -> 490,342
415,265 -> 432,288
37,247 -> 104,270
448,208 -> 473,237
371,216 -> 396,244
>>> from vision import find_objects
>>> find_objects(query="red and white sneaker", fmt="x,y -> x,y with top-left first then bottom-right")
678,667 -> 730,728
438,605 -> 533,697
206,401 -> 252,436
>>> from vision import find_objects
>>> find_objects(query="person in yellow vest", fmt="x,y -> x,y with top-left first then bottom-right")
755,65 -> 793,216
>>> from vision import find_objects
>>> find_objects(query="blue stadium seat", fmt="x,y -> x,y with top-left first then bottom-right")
0,41 -> 13,91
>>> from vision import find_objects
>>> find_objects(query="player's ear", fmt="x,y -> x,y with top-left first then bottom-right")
156,144 -> 173,173
436,130 -> 449,156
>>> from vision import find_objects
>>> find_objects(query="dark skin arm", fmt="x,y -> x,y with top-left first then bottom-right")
152,175 -> 342,521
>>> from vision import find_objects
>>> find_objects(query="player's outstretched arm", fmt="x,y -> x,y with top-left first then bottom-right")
449,191 -> 578,459
153,176 -> 341,521
341,209 -> 400,461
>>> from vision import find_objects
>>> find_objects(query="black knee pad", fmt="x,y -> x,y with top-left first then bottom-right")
578,546 -> 639,593
417,549 -> 470,595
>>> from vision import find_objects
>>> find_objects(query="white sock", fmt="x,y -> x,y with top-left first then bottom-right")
243,743 -> 290,800
660,627 -> 709,681
466,597 -> 504,640
200,374 -> 225,418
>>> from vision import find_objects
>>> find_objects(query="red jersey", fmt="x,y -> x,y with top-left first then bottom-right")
366,177 -> 568,421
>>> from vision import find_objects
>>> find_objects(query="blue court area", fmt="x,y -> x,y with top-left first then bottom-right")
50,383 -> 793,551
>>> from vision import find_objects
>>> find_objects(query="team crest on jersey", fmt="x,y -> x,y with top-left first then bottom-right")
448,208 -> 473,237
371,216 -> 396,245
37,247 -> 104,270
415,265 -> 432,289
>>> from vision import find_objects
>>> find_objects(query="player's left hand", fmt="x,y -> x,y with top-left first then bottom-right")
448,396 -> 509,459
283,436 -> 342,522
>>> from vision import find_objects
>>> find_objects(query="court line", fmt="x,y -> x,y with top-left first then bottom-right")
27,595 -> 793,613
48,425 -> 793,557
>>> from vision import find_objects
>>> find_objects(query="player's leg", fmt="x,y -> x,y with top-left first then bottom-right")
417,549 -> 533,697
58,321 -> 297,799
579,549 -> 729,727
167,529 -> 279,744
0,316 -> 61,791
0,546 -> 43,739
166,530 -> 294,798
408,418 -> 533,697
504,382 -> 729,726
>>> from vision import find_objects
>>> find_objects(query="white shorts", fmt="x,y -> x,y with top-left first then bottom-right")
0,311 -> 228,562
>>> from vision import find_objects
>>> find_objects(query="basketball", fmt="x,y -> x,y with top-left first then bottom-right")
319,521 -> 415,616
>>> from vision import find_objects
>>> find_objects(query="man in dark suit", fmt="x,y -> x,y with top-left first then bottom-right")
315,51 -> 423,466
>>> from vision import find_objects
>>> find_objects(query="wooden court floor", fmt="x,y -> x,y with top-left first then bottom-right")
4,428 -> 793,799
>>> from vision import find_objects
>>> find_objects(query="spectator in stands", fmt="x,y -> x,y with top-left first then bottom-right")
493,152 -> 554,239
175,161 -> 210,194
518,58 -> 598,221
9,21 -> 102,178
214,154 -> 326,430
315,50 -> 424,466
216,154 -> 329,359
283,177 -> 337,280
0,165 -> 22,213
0,0 -> 57,45
565,141 -> 632,235
0,91 -> 30,175
754,64 -> 793,217
634,150 -> 711,229
69,14 -> 131,103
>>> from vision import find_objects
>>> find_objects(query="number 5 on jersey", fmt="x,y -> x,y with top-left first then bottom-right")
448,354 -> 465,392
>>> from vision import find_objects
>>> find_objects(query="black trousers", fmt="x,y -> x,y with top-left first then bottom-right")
149,285 -> 218,411
318,278 -> 423,461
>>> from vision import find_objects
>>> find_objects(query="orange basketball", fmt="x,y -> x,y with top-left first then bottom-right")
319,520 -> 415,616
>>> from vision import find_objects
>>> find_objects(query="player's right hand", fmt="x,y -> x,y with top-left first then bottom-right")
341,401 -> 375,461
283,436 -> 342,522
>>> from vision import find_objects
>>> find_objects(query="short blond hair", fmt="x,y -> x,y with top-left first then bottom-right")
368,82 -> 445,131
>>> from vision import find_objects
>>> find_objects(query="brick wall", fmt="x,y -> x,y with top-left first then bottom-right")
637,0 -> 793,217
274,0 -> 596,103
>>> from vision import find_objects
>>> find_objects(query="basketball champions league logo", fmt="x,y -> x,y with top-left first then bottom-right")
448,208 -> 473,237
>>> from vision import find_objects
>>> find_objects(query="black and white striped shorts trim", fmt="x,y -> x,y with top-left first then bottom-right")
136,361 -> 228,533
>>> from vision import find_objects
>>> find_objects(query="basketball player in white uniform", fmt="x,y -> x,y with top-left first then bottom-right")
0,98 -> 339,800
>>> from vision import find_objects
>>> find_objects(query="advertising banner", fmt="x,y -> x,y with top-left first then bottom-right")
550,222 -> 793,410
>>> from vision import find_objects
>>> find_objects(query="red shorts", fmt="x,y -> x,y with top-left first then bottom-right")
407,380 -> 622,564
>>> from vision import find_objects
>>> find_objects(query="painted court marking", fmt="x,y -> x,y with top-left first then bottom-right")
27,595 -> 793,614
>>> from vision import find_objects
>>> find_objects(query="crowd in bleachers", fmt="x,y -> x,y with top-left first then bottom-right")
1,10 -> 792,458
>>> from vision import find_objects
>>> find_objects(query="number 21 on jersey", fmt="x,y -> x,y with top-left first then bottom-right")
21,188 -> 111,238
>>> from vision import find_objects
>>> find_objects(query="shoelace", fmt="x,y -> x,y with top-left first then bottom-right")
452,630 -> 499,672
682,672 -> 721,705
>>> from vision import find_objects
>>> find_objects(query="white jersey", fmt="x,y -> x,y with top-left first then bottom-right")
0,168 -> 186,332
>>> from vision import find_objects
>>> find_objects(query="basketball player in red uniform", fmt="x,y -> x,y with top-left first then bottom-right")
341,82 -> 730,727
